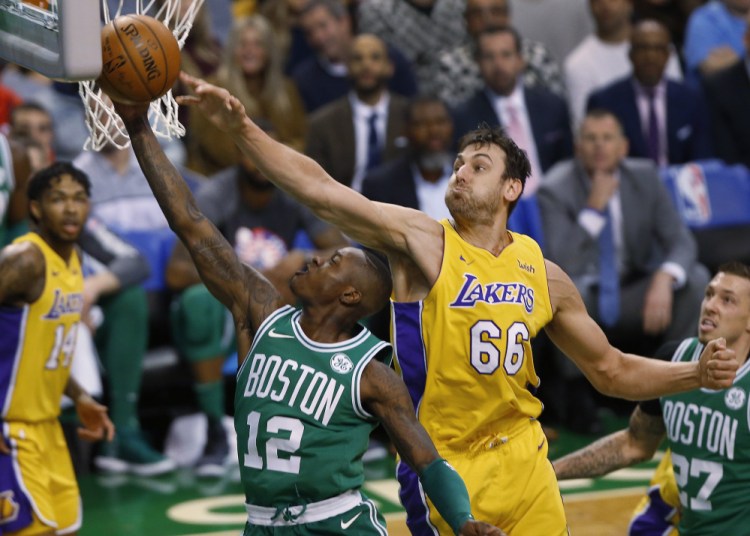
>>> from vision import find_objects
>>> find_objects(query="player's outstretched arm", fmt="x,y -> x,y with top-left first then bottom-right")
544,260 -> 738,399
553,405 -> 665,480
176,73 -> 439,258
361,360 -> 505,536
113,103 -> 282,346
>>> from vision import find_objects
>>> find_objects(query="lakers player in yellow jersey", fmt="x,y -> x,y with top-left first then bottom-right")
178,73 -> 738,535
0,162 -> 114,535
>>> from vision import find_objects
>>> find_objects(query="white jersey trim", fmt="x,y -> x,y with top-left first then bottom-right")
236,305 -> 295,380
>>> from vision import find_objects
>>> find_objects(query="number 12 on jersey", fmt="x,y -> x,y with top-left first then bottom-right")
243,411 -> 304,475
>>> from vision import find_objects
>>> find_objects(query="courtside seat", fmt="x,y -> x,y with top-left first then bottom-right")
661,160 -> 750,272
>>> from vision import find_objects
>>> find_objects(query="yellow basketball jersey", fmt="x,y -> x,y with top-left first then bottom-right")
0,232 -> 83,422
392,220 -> 552,452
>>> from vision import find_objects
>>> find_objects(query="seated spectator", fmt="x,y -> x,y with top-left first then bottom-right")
0,60 -> 22,128
166,149 -> 349,476
9,102 -> 56,162
565,0 -> 682,126
186,15 -> 307,175
362,94 -> 453,220
428,0 -> 566,107
356,0 -> 468,89
293,0 -> 418,113
702,11 -> 750,168
305,34 -> 409,191
587,19 -> 713,167
452,25 -> 572,197
633,0 -> 704,52
683,0 -> 749,81
537,109 -> 710,432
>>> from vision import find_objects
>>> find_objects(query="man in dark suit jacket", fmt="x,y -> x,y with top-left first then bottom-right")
538,109 -> 710,433
305,34 -> 409,190
587,19 -> 713,166
451,25 -> 572,194
702,18 -> 750,168
362,95 -> 454,217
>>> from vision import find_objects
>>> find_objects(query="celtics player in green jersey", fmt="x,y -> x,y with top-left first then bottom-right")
113,102 -> 504,536
553,261 -> 750,535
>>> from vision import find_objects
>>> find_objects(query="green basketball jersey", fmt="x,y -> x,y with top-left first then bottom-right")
235,305 -> 391,508
660,338 -> 750,534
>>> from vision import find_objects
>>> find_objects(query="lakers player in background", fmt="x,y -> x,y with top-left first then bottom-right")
176,72 -> 738,535
0,162 -> 114,535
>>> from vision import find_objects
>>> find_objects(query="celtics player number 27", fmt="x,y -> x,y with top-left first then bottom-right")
243,411 -> 303,474
670,452 -> 723,511
470,320 -> 529,375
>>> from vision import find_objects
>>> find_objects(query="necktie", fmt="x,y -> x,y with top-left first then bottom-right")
645,88 -> 660,165
598,207 -> 620,327
504,103 -> 539,194
366,112 -> 381,170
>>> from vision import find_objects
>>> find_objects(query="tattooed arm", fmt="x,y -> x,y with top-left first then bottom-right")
113,104 -> 282,355
553,405 -> 666,479
0,241 -> 44,306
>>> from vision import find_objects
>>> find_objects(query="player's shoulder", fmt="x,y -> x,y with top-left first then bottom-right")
1,239 -> 45,268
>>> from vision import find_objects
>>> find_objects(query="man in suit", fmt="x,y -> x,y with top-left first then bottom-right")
538,109 -> 709,431
703,11 -> 750,168
305,34 -> 409,191
587,19 -> 713,167
361,95 -> 453,220
452,25 -> 572,197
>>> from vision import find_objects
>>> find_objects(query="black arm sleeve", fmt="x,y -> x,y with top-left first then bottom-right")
638,340 -> 682,417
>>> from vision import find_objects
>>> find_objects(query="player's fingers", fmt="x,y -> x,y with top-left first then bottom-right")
78,427 -> 104,442
175,95 -> 201,106
0,437 -> 10,455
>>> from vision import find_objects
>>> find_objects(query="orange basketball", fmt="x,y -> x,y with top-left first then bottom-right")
97,14 -> 181,105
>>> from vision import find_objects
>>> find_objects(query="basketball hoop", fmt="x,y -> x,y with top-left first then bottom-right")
80,0 -> 204,151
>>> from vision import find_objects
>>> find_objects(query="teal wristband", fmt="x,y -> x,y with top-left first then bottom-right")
419,458 -> 473,535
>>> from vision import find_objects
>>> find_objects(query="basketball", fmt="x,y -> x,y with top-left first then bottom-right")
97,14 -> 181,105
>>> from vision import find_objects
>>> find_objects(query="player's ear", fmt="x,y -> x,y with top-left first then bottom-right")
341,287 -> 362,306
29,200 -> 42,223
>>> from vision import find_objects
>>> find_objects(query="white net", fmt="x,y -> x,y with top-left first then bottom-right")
80,0 -> 204,151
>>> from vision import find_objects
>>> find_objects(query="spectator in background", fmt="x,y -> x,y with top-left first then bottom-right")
9,102 -> 56,163
510,0 -> 594,64
452,25 -> 572,197
186,15 -> 307,176
702,10 -> 750,167
356,0 -> 467,89
683,0 -> 749,81
259,0 -> 315,74
565,0 -> 682,126
538,109 -> 709,432
0,60 -> 22,128
428,0 -> 566,107
166,149 -> 348,476
587,19 -> 713,167
305,34 -> 409,191
293,0 -> 418,113
362,95 -> 453,220
633,0 -> 705,51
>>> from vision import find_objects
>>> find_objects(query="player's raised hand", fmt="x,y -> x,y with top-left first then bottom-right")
176,72 -> 248,133
459,520 -> 506,535
698,337 -> 738,389
75,394 -> 115,442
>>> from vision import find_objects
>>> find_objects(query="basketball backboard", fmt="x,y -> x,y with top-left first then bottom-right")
0,0 -> 101,80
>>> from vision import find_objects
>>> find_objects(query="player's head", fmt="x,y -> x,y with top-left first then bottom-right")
290,247 -> 392,320
698,262 -> 750,347
27,162 -> 91,243
447,124 -> 529,221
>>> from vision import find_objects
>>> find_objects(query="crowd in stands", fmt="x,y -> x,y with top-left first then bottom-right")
1,0 -> 749,475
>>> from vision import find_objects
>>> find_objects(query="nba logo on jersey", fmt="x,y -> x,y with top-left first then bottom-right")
674,163 -> 711,225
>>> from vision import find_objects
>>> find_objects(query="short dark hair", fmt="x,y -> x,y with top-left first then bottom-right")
300,0 -> 347,19
718,261 -> 750,282
475,25 -> 522,57
406,94 -> 450,123
10,101 -> 52,126
27,162 -> 91,223
457,123 -> 530,216
580,108 -> 626,137
362,248 -> 393,316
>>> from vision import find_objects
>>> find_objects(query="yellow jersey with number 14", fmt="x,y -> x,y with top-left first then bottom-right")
0,232 -> 83,422
392,220 -> 552,453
